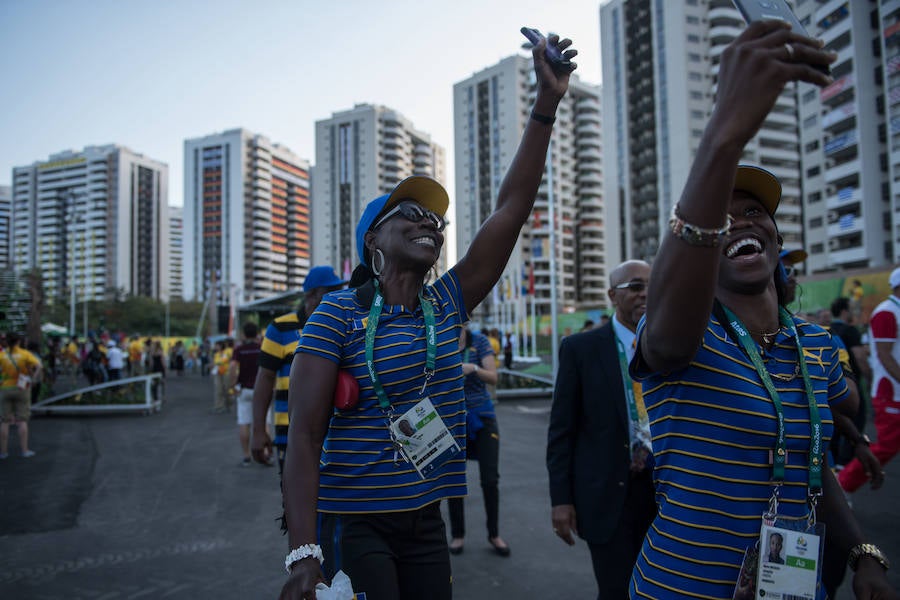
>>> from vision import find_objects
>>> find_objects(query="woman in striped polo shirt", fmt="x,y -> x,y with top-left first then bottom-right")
278,33 -> 579,600
632,21 -> 894,600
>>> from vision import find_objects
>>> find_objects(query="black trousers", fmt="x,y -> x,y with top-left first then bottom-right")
587,468 -> 656,600
319,502 -> 452,600
447,416 -> 500,539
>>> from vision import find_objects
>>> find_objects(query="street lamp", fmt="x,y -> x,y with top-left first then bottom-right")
62,191 -> 85,338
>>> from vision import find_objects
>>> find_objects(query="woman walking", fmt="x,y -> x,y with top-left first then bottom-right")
279,32 -> 577,600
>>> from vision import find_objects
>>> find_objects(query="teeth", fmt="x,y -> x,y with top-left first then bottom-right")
413,237 -> 435,247
725,237 -> 762,258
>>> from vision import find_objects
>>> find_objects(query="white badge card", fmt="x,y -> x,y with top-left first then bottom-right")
390,397 -> 460,478
754,522 -> 822,600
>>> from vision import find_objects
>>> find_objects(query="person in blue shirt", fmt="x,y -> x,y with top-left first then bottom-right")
279,33 -> 579,600
631,20 -> 894,600
447,327 -> 508,557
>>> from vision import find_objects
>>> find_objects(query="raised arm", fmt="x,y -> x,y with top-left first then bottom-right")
455,35 -> 576,315
641,21 -> 834,373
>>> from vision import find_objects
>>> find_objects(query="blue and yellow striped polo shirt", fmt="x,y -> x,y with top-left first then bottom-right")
629,312 -> 848,599
298,270 -> 468,514
259,309 -> 306,448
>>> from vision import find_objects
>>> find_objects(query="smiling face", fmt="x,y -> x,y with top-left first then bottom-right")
718,191 -> 780,296
365,200 -> 444,273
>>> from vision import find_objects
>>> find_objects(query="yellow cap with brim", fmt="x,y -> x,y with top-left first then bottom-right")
356,175 -> 450,264
734,165 -> 781,217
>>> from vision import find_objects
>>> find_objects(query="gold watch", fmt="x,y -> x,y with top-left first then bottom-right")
847,543 -> 890,572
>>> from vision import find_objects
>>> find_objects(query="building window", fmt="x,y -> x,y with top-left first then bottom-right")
810,242 -> 823,253
809,216 -> 823,228
806,166 -> 820,177
803,114 -> 818,128
805,140 -> 820,152
808,191 -> 822,203
687,15 -> 699,24
803,89 -> 817,103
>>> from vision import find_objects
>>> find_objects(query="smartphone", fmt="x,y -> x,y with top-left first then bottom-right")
520,27 -> 573,70
731,0 -> 831,75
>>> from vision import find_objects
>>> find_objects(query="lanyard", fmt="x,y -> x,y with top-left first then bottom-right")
462,348 -> 470,364
365,280 -> 437,411
613,331 -> 641,424
721,305 -> 823,493
889,296 -> 900,310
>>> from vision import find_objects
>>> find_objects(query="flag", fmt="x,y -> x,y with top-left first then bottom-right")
839,214 -> 855,230
528,263 -> 535,296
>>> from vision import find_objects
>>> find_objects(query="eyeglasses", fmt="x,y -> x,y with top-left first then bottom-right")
613,281 -> 647,293
783,266 -> 798,279
373,202 -> 447,232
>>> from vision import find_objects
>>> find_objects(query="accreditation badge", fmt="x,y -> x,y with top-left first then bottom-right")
754,521 -> 823,600
390,397 -> 461,479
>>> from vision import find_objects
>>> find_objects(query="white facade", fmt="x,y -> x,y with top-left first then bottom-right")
12,146 -> 169,301
453,56 -> 605,317
311,104 -> 447,276
0,185 -> 9,268
168,205 -> 183,300
600,0 -> 802,267
795,0 -> 893,270
183,129 -> 311,304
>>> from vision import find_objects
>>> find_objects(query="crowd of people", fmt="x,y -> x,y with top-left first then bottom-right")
5,23 -> 900,600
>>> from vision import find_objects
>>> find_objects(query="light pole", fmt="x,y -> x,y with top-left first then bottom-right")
63,191 -> 85,338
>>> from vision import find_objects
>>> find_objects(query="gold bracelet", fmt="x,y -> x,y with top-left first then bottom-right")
668,203 -> 733,247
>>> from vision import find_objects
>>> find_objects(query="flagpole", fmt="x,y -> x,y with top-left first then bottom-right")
547,138 -> 559,378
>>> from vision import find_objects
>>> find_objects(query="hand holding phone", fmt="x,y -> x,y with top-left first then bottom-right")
521,27 -> 573,70
731,0 -> 831,75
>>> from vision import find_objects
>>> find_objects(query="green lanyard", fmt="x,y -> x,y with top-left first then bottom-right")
889,296 -> 900,310
613,329 -> 641,424
365,280 -> 437,411
721,305 -> 823,493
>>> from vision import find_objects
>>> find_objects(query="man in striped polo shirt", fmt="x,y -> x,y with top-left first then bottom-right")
250,266 -> 346,470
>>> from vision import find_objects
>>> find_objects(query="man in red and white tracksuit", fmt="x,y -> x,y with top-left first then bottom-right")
839,267 -> 900,493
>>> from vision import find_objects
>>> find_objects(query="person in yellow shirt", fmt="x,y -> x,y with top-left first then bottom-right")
128,335 -> 144,376
1,332 -> 42,459
212,341 -> 233,413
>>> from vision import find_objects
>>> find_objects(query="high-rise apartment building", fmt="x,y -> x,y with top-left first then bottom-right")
168,205 -> 183,300
600,0 -> 803,267
12,146 -> 169,301
311,104 -> 446,275
454,55 -> 605,316
794,1 -> 894,270
183,129 -> 311,304
0,185 -> 10,268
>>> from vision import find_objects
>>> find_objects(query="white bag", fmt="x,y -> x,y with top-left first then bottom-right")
17,374 -> 32,391
315,570 -> 355,599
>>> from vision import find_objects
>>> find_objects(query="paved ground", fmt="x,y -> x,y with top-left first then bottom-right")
1,372 -> 897,599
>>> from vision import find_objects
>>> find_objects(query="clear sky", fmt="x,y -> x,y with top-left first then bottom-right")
0,0 -> 604,235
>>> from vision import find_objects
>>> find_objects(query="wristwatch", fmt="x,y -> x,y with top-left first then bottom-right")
852,433 -> 872,448
847,543 -> 890,572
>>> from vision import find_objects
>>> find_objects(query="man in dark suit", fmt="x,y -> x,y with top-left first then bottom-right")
547,260 -> 656,599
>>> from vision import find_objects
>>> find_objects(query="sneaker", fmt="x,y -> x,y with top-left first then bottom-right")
22,450 -> 35,458
241,457 -> 251,467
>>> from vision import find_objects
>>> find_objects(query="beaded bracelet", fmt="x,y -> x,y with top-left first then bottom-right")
668,203 -> 734,247
285,543 -> 324,573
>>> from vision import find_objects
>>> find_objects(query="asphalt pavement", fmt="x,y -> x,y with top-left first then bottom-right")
1,372 -> 897,599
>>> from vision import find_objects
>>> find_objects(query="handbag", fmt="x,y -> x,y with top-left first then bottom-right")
333,370 -> 360,410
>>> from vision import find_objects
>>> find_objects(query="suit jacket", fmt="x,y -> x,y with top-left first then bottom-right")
546,322 -> 649,545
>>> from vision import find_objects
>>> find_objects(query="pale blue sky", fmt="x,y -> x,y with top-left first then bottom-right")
0,0 -> 604,214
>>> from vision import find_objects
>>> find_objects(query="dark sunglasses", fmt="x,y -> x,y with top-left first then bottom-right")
373,202 -> 447,232
613,281 -> 647,293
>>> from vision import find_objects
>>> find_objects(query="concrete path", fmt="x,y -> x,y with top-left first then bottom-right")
1,372 -> 896,598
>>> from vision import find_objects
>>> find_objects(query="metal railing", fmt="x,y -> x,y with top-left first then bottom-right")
31,373 -> 163,416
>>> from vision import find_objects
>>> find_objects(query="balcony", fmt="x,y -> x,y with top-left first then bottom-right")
827,213 -> 863,238
829,245 -> 868,266
826,186 -> 862,210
